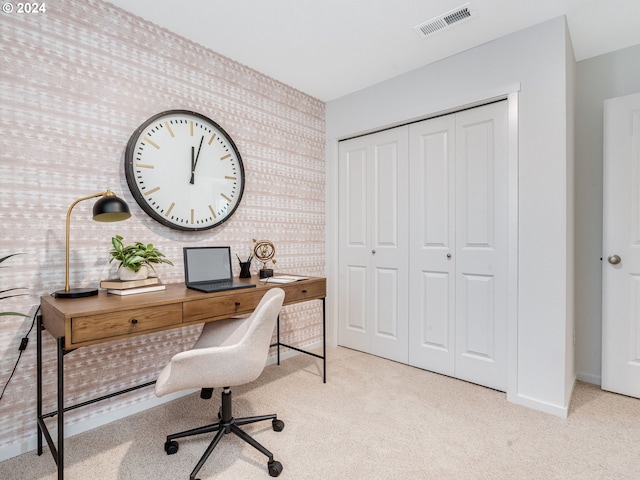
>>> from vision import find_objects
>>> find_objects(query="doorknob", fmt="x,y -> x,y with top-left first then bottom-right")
607,254 -> 621,265
371,249 -> 376,255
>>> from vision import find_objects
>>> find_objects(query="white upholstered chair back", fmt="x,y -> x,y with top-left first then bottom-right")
155,287 -> 285,397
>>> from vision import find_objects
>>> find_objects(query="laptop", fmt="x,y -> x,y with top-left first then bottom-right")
183,246 -> 256,293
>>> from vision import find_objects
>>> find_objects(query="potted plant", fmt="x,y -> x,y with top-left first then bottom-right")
1,254 -> 28,318
108,235 -> 173,281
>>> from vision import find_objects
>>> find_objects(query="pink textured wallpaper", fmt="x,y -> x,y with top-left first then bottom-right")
0,0 -> 325,454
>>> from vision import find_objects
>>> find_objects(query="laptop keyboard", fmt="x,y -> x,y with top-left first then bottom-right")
199,280 -> 232,289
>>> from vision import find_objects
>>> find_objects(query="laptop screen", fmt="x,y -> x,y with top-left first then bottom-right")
183,246 -> 233,283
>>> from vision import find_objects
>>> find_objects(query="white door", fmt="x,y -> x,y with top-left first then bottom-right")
409,102 -> 509,391
602,91 -> 640,399
453,103 -> 509,391
338,126 -> 409,363
408,114 -> 457,376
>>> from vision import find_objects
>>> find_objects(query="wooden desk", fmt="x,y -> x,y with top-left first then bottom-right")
37,276 -> 326,480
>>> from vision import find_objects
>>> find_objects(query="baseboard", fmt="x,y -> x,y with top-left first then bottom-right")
0,344 -> 322,463
0,388 -> 191,462
508,392 -> 569,418
576,371 -> 601,385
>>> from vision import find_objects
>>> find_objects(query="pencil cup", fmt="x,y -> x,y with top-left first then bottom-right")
239,262 -> 251,278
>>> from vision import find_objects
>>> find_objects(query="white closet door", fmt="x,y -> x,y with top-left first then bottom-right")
339,101 -> 508,389
338,126 -> 409,363
338,137 -> 370,353
408,115 -> 457,376
454,102 -> 509,391
408,101 -> 508,391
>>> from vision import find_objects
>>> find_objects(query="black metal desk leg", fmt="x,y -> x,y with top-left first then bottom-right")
322,299 -> 326,383
36,315 -> 43,455
276,314 -> 281,365
57,336 -> 64,480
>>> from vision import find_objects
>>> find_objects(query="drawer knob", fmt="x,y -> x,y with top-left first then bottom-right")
130,318 -> 138,324
302,289 -> 308,294
235,302 -> 241,306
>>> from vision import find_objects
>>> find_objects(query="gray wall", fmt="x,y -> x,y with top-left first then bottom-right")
326,17 -> 575,415
565,22 -> 577,402
574,44 -> 640,384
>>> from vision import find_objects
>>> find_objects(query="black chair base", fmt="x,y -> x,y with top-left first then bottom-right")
164,387 -> 284,479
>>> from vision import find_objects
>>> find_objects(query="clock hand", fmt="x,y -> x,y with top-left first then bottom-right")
189,146 -> 195,184
189,136 -> 204,185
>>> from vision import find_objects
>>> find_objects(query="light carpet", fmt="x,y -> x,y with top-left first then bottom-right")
1,347 -> 639,479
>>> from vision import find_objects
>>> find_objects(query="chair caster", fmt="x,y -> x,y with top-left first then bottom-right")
272,419 -> 285,432
164,440 -> 179,455
200,387 -> 214,399
268,460 -> 283,477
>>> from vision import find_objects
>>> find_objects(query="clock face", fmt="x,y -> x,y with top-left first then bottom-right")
124,110 -> 245,231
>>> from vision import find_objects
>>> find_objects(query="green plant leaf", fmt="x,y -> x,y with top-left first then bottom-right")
1,287 -> 26,294
108,236 -> 173,273
1,253 -> 27,318
0,312 -> 29,317
0,253 -> 23,266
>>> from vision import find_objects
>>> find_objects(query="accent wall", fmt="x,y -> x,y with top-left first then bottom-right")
0,0 -> 325,459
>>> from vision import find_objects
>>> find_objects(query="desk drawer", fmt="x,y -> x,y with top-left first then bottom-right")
70,304 -> 182,344
283,280 -> 326,303
183,290 -> 266,323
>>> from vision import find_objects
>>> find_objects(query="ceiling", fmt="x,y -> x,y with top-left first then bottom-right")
105,0 -> 640,102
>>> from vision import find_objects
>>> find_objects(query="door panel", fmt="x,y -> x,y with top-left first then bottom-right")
370,129 -> 409,362
339,143 -> 371,351
602,91 -> 640,399
338,126 -> 409,363
409,115 -> 456,375
374,267 -> 399,337
455,102 -> 508,391
459,273 -> 495,359
459,120 -> 494,247
345,266 -> 367,330
419,271 -> 451,349
375,142 -> 400,246
346,150 -> 368,246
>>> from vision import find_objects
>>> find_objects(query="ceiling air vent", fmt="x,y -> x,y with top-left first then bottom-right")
414,3 -> 475,38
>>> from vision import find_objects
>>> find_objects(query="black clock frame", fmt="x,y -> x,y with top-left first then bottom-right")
124,110 -> 246,231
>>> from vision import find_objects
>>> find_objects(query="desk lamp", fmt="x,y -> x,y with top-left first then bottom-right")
54,190 -> 131,299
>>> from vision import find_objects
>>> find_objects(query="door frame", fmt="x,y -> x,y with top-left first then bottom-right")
326,85 -> 520,401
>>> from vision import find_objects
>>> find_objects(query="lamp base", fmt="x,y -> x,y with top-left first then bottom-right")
53,287 -> 99,299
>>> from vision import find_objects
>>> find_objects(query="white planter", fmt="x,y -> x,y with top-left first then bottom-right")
118,265 -> 148,281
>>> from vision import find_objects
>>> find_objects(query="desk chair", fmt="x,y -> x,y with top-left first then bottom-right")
155,288 -> 286,479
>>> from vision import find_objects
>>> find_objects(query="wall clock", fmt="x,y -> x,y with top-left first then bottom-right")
124,110 -> 245,231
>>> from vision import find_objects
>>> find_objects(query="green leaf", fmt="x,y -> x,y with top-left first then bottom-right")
0,253 -> 22,266
0,312 -> 29,317
107,236 -> 173,272
1,254 -> 27,318
1,287 -> 26,294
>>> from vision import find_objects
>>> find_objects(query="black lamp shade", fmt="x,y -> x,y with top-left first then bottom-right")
53,191 -> 131,299
93,195 -> 131,222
